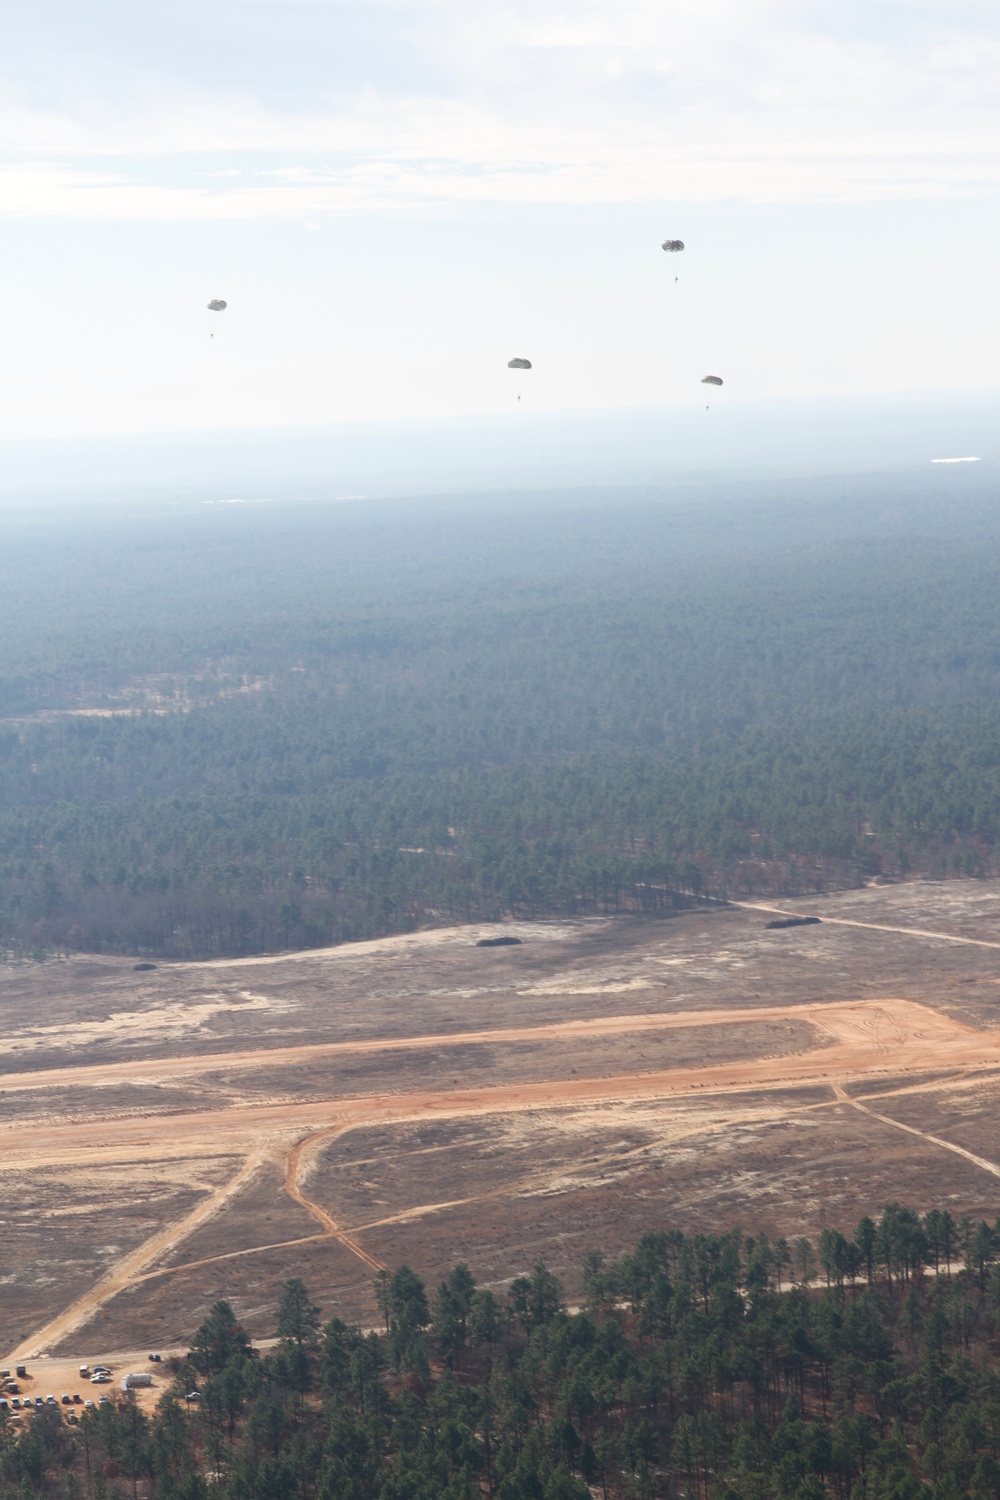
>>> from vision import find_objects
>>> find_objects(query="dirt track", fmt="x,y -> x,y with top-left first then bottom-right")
733,899 -> 1000,951
7,991 -> 1000,1361
0,998 -> 984,1172
5,1150 -> 273,1364
0,996 -> 972,1098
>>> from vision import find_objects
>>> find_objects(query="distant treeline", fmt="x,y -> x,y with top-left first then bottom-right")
11,1203 -> 1000,1499
3,477 -> 1000,956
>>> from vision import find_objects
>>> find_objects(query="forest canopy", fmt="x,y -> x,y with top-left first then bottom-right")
1,471 -> 998,957
9,1204 -> 1000,1499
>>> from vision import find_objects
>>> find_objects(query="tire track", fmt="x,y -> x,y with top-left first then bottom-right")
733,900 -> 1000,952
284,1127 -> 384,1272
832,1081 -> 1000,1182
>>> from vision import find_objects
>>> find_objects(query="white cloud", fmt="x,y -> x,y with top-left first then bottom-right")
1,2 -> 1000,215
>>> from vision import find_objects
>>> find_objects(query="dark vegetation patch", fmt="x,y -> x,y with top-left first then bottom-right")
18,1203 -> 1000,1500
766,915 -> 822,929
476,935 -> 523,947
4,473 -> 1000,958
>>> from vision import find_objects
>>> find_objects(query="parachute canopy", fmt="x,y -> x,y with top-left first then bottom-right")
207,299 -> 227,312
661,239 -> 684,252
701,375 -> 723,386
508,357 -> 532,370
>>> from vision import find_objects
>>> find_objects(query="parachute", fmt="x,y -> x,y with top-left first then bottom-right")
508,357 -> 532,370
207,299 -> 227,312
661,239 -> 684,252
701,375 -> 723,386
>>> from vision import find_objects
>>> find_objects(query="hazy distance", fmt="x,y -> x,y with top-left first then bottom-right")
2,389 -> 998,509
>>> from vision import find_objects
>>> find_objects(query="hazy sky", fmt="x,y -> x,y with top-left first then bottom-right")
3,1 -> 1000,439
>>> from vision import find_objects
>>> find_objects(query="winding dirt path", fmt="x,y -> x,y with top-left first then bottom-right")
283,1126 -> 384,1272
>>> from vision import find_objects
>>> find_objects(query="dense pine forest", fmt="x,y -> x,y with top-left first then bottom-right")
10,1207 -> 1000,1499
3,470 -> 1000,957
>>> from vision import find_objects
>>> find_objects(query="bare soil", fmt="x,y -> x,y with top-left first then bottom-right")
8,883 -> 1000,1359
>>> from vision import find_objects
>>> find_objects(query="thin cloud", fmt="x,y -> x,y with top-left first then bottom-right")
2,1 -> 1000,217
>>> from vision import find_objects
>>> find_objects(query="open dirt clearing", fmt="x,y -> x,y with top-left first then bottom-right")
8,883 -> 1000,1358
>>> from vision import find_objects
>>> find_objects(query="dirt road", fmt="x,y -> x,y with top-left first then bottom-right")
733,899 -> 1000,952
6,1149 -> 272,1364
0,996 -> 969,1096
0,1000 -> 988,1176
6,993 -> 999,1363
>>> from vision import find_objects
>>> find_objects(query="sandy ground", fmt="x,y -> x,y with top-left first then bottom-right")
9,884 -> 1000,1360
3,1352 -> 172,1417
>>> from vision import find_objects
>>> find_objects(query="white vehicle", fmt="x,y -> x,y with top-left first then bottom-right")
79,1366 -> 89,1378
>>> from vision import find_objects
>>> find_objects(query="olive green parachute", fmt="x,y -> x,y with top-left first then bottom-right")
701,375 -> 723,386
207,299 -> 227,312
661,239 -> 684,252
507,357 -> 532,370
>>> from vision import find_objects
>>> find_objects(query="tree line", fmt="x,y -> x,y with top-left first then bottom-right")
5,478 -> 1000,956
12,1204 -> 1000,1498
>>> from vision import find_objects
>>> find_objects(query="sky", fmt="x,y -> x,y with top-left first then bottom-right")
2,1 -> 1000,441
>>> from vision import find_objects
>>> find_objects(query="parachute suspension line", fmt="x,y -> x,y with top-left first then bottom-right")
207,298 -> 227,340
507,356 -> 531,408
662,238 -> 684,285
